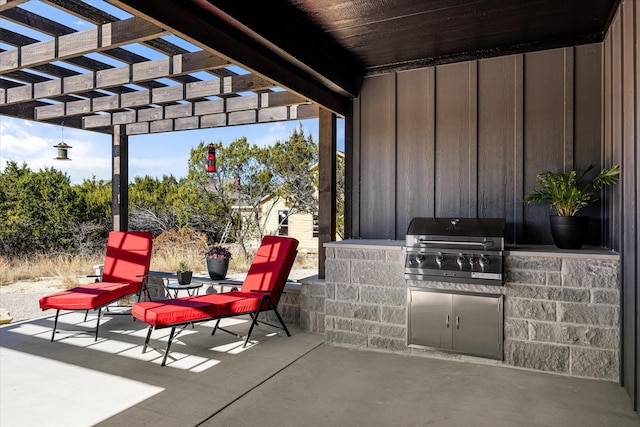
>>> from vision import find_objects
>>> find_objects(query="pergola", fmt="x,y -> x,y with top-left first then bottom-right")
0,0 -> 340,275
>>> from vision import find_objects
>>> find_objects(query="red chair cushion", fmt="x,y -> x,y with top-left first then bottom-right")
132,294 -> 223,326
131,236 -> 297,327
39,282 -> 140,310
38,231 -> 153,312
102,232 -> 153,283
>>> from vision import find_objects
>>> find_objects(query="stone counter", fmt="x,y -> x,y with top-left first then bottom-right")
314,240 -> 620,381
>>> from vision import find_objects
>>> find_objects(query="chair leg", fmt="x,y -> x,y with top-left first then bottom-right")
162,327 -> 177,366
266,298 -> 291,337
94,308 -> 102,341
243,307 -> 262,348
84,310 -> 89,322
143,326 -> 153,353
211,319 -> 221,336
51,310 -> 60,342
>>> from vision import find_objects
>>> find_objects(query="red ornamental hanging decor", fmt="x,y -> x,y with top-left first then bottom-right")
206,143 -> 216,172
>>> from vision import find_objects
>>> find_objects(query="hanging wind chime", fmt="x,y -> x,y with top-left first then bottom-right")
206,143 -> 216,172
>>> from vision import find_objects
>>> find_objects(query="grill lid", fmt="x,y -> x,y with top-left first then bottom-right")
406,217 -> 505,238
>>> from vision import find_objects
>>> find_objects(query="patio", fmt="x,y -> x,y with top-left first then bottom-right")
1,312 -> 638,427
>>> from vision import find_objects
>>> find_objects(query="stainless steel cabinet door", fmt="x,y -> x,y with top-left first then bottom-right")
408,290 -> 452,349
452,293 -> 502,359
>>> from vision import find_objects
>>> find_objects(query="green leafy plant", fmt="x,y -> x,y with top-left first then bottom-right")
177,261 -> 191,273
202,245 -> 232,260
524,163 -> 620,216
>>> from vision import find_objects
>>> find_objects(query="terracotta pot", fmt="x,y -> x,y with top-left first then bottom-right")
549,215 -> 589,249
206,258 -> 229,280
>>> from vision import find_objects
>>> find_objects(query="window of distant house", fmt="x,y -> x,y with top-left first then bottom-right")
312,210 -> 319,238
278,210 -> 289,236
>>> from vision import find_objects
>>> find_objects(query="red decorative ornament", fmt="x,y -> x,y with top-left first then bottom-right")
206,143 -> 216,173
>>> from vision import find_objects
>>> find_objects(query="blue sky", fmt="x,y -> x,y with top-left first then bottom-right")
0,1 -> 345,184
0,117 -> 344,184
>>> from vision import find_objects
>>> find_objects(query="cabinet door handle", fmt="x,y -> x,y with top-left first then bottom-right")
446,314 -> 450,328
456,316 -> 460,329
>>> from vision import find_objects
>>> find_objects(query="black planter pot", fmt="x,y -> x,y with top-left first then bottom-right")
177,271 -> 192,285
549,215 -> 589,249
206,258 -> 229,280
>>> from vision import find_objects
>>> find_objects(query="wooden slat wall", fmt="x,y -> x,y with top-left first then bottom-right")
351,44 -> 604,244
604,0 -> 639,410
358,74 -> 396,239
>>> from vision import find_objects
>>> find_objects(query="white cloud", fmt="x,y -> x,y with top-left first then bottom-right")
0,118 -> 112,184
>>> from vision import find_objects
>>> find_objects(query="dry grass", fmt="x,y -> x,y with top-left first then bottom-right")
1,244 -> 317,287
0,253 -> 103,287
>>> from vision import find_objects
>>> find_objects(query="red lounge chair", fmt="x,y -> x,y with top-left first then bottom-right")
39,231 -> 153,341
132,235 -> 298,366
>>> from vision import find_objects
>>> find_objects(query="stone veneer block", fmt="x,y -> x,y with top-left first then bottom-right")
505,256 -> 562,271
505,270 -> 546,285
504,319 -> 529,340
506,284 -> 589,302
505,297 -> 556,321
504,340 -> 569,373
351,261 -> 405,287
336,248 -> 387,261
369,335 -> 406,352
325,330 -> 368,347
301,294 -> 325,312
360,285 -> 405,306
591,289 -> 620,305
558,302 -> 619,327
325,259 -> 350,283
561,259 -> 619,288
380,306 -> 406,325
352,320 -> 406,338
325,300 -> 380,321
335,283 -> 359,301
528,322 -> 619,349
571,347 -> 619,380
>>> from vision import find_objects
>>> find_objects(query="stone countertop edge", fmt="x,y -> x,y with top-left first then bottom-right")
323,239 -> 619,260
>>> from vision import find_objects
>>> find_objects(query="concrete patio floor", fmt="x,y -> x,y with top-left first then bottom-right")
1,312 -> 638,427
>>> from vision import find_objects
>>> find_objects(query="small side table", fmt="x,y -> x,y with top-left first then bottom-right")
166,281 -> 203,298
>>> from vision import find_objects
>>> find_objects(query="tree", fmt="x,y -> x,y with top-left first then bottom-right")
0,162 -> 81,255
271,125 -> 318,217
186,139 -> 274,257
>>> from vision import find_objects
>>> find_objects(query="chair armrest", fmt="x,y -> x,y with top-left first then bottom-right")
250,289 -> 286,294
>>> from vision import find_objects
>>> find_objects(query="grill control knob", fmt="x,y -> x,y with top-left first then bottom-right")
468,257 -> 477,266
456,255 -> 465,268
479,256 -> 489,267
435,255 -> 444,267
410,254 -> 425,265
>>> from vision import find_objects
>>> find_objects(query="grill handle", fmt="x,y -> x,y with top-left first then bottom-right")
417,238 -> 494,248
446,315 -> 450,328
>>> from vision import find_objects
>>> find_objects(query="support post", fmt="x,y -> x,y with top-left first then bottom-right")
112,125 -> 129,231
318,108 -> 337,279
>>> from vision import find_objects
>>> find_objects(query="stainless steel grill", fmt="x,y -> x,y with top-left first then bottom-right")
404,217 -> 505,285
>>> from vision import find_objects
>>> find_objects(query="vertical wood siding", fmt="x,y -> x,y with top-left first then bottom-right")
352,44 -> 604,245
604,0 -> 639,410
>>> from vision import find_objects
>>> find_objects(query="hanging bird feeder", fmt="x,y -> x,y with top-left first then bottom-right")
53,141 -> 72,160
206,143 -> 216,172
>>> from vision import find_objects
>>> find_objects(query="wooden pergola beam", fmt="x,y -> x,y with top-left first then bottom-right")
32,73 -> 279,121
121,103 -> 319,135
0,16 -> 167,74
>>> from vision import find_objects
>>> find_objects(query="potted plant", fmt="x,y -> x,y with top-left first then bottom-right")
202,245 -> 232,280
524,163 -> 620,249
176,261 -> 192,285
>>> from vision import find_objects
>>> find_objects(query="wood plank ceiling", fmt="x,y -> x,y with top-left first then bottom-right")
0,0 -> 319,135
0,0 -> 621,134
